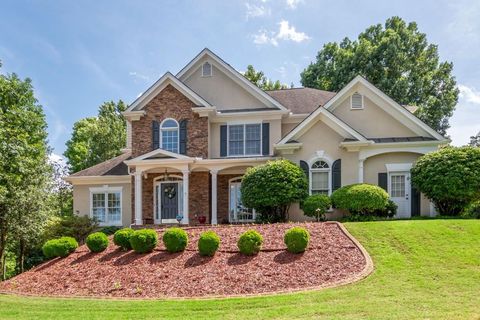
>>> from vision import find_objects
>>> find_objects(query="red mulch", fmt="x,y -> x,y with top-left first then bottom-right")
0,222 -> 366,298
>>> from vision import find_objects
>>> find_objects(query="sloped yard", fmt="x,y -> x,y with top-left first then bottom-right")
0,222 -> 369,298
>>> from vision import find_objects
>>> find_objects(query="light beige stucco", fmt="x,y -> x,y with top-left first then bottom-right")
73,182 -> 132,227
332,94 -> 417,138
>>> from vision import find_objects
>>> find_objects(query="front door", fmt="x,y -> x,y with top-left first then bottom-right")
161,183 -> 178,220
389,172 -> 411,218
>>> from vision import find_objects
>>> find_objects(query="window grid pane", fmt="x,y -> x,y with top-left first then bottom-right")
391,175 -> 405,197
162,130 -> 178,153
311,171 -> 329,193
107,192 -> 121,222
245,124 -> 261,155
228,125 -> 244,156
92,193 -> 106,222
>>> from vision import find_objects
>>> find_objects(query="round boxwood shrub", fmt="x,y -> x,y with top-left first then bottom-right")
113,228 -> 134,250
42,236 -> 78,259
162,227 -> 189,253
198,231 -> 220,256
237,230 -> 263,255
302,194 -> 331,221
130,229 -> 158,253
284,227 -> 310,253
86,232 -> 109,253
331,184 -> 389,216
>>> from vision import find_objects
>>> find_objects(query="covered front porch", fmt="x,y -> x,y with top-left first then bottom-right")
124,149 -> 274,225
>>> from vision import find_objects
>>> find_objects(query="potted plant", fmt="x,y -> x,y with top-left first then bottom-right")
198,215 -> 207,224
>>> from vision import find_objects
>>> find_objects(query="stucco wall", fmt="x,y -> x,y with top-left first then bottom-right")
73,183 -> 132,227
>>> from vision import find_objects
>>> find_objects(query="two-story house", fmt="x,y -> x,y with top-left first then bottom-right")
65,48 -> 449,226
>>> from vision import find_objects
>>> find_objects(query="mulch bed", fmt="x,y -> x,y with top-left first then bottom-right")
0,222 -> 367,298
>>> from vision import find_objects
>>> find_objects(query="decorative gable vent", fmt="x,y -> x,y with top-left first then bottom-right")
351,92 -> 363,109
202,62 -> 212,77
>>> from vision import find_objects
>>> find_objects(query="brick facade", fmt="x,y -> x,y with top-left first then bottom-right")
131,84 -> 208,158
217,174 -> 239,224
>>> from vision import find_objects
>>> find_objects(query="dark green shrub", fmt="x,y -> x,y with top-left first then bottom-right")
86,232 -> 109,253
99,226 -> 121,235
130,229 -> 158,253
302,194 -> 331,221
42,237 -> 78,259
198,231 -> 220,256
411,146 -> 480,215
113,228 -> 134,250
237,230 -> 263,255
284,227 -> 310,253
331,184 -> 389,216
373,199 -> 397,218
463,200 -> 480,219
241,160 -> 308,223
162,228 -> 188,253
43,215 -> 98,244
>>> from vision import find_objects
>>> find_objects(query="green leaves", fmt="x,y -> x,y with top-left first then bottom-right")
243,65 -> 288,90
301,16 -> 458,135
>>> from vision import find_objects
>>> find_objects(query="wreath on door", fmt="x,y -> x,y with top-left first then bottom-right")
164,186 -> 176,199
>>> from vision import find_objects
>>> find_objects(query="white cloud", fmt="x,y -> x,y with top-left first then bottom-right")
49,153 -> 66,164
252,20 -> 310,46
245,3 -> 270,20
447,84 -> 480,146
286,0 -> 303,9
129,71 -> 150,82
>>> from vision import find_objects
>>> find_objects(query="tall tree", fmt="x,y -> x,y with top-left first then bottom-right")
301,16 -> 459,135
244,65 -> 288,90
64,100 -> 126,173
469,132 -> 480,147
0,69 -> 51,279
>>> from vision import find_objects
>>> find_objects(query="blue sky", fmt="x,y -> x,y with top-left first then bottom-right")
1,0 -> 479,157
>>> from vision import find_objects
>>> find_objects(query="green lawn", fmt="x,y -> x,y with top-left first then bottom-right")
1,220 -> 479,319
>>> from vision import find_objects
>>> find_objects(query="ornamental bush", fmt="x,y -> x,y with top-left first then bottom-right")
462,200 -> 480,219
241,160 -> 308,223
284,227 -> 310,253
113,228 -> 134,250
86,232 -> 109,253
130,229 -> 158,253
42,237 -> 78,259
411,146 -> 480,215
302,194 -> 331,221
198,231 -> 221,256
331,184 -> 389,216
162,228 -> 188,253
237,230 -> 263,255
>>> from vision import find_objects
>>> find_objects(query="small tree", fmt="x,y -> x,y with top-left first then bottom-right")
302,194 -> 331,221
411,146 -> 480,215
241,160 -> 308,222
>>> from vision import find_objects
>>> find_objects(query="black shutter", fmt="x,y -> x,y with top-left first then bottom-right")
262,123 -> 270,156
300,160 -> 309,182
179,119 -> 187,155
378,173 -> 388,191
411,186 -> 421,216
220,125 -> 227,157
152,120 -> 160,150
332,159 -> 342,191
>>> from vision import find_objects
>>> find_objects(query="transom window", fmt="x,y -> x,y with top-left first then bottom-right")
228,124 -> 261,156
160,118 -> 179,153
229,178 -> 256,222
202,62 -> 212,77
310,160 -> 331,195
91,188 -> 122,226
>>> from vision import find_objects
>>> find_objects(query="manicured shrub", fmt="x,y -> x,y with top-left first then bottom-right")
42,215 -> 98,244
331,184 -> 389,216
411,147 -> 480,215
463,200 -> 480,219
42,237 -> 78,259
162,228 -> 189,253
86,232 -> 109,253
241,160 -> 308,223
113,228 -> 134,250
130,229 -> 158,253
302,194 -> 331,221
284,227 -> 310,253
198,231 -> 220,256
237,230 -> 263,255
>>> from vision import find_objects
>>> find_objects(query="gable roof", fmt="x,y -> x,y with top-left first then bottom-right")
126,148 -> 193,163
125,72 -> 212,112
69,151 -> 131,177
266,88 -> 336,114
176,48 -> 288,111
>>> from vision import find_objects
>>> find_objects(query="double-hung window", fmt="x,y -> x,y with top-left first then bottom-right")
228,123 -> 261,156
310,160 -> 331,195
90,187 -> 122,226
160,119 -> 179,153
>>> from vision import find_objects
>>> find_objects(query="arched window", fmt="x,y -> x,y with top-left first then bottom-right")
160,118 -> 179,153
310,160 -> 331,195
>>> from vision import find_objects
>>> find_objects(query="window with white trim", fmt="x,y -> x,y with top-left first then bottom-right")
202,62 -> 212,77
160,118 -> 179,153
229,178 -> 255,222
91,188 -> 122,225
351,92 -> 364,109
228,123 -> 261,156
310,160 -> 330,195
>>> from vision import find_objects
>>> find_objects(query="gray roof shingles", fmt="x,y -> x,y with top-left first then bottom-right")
266,88 -> 336,114
69,151 -> 131,177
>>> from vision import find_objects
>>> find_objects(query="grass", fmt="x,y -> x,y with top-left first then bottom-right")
1,219 -> 479,319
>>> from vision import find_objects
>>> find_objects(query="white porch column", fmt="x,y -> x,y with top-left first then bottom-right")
210,169 -> 218,225
358,159 -> 365,183
134,169 -> 143,225
182,169 -> 189,224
